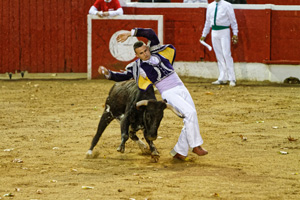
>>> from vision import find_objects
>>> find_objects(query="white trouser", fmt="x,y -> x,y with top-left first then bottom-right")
211,28 -> 236,82
161,85 -> 203,156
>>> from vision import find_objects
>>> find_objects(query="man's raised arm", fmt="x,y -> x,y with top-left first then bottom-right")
116,28 -> 160,47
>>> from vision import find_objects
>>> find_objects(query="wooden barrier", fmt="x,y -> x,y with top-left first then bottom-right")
0,1 -> 300,74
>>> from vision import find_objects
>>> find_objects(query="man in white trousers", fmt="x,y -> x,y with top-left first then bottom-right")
99,28 -> 208,160
200,0 -> 238,87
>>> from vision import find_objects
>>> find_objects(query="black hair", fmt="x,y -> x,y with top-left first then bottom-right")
133,41 -> 145,52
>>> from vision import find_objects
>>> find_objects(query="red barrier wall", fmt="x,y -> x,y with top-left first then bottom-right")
207,0 -> 300,4
123,7 -> 288,63
270,10 -> 300,61
139,0 -> 300,4
0,0 -> 94,74
91,19 -> 160,79
1,1 -> 300,74
247,0 -> 300,5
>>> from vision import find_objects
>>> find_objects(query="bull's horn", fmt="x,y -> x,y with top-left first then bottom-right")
136,100 -> 149,109
166,103 -> 185,118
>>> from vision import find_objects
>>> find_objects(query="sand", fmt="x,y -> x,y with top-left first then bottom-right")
0,78 -> 299,200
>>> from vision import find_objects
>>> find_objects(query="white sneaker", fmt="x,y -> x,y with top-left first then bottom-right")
229,81 -> 236,87
212,80 -> 227,85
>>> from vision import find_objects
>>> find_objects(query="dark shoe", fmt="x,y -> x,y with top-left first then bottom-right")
192,146 -> 208,156
173,153 -> 188,161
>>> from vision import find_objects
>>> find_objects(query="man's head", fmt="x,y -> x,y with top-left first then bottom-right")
133,41 -> 151,61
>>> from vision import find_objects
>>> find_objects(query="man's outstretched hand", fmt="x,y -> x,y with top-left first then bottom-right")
98,66 -> 109,76
116,31 -> 131,43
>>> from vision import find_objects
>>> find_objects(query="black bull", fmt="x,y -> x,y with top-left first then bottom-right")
86,80 -> 184,161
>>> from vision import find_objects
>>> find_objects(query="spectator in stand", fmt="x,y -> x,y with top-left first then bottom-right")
89,0 -> 123,18
184,0 -> 207,3
225,0 -> 247,4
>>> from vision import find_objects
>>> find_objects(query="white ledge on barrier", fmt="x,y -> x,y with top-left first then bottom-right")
124,2 -> 300,11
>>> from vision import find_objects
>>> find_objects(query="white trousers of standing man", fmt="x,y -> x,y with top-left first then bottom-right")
161,85 -> 203,157
212,28 -> 236,82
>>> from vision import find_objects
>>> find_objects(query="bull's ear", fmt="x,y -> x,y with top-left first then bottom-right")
136,100 -> 149,110
166,103 -> 185,118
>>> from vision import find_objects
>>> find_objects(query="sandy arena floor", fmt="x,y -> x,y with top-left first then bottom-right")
0,78 -> 299,200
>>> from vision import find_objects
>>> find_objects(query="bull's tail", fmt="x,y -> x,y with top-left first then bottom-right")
86,111 -> 114,157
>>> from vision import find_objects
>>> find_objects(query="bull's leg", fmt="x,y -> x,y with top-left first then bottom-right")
117,117 -> 130,153
145,138 -> 159,156
86,111 -> 114,158
144,131 -> 160,162
129,131 -> 150,154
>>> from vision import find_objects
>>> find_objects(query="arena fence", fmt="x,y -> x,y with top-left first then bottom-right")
0,1 -> 299,82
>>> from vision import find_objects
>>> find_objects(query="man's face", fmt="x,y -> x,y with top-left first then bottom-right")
135,45 -> 151,61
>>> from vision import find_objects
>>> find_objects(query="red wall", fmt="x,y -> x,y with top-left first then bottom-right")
123,7 -> 300,63
152,0 -> 300,4
207,0 -> 300,4
1,1 -> 300,74
247,0 -> 300,5
0,0 -> 94,74
271,10 -> 300,61
91,19 -> 159,79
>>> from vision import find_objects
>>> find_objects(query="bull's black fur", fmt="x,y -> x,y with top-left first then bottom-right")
87,80 -> 167,160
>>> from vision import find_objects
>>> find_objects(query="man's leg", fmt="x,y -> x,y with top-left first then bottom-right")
221,29 -> 236,83
162,86 -> 205,157
212,30 -> 227,82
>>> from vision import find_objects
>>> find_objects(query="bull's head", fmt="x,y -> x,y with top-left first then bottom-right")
136,100 -> 184,141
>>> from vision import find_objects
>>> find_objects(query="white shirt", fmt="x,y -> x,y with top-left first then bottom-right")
88,5 -> 123,17
202,0 -> 238,37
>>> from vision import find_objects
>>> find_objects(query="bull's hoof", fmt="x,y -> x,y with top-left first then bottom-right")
151,149 -> 159,156
137,142 -> 151,154
151,154 -> 160,163
150,150 -> 160,162
117,145 -> 125,153
142,148 -> 151,155
85,150 -> 93,159
85,150 -> 100,159
136,140 -> 151,154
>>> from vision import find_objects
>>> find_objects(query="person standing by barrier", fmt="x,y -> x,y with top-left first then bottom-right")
89,0 -> 123,18
99,28 -> 208,161
200,0 -> 238,87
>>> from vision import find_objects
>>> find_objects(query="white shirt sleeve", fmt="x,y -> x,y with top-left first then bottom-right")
108,7 -> 124,16
131,29 -> 136,36
89,6 -> 99,15
227,5 -> 238,35
202,5 -> 212,37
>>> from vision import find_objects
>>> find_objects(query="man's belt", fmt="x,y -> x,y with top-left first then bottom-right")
212,25 -> 230,30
